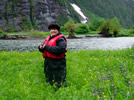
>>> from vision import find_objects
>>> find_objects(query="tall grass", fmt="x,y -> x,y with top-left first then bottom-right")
5,30 -> 69,37
5,30 -> 49,37
0,48 -> 134,99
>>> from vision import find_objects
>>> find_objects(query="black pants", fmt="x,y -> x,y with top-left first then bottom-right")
44,58 -> 66,88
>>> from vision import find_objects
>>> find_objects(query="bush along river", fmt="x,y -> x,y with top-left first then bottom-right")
0,37 -> 134,51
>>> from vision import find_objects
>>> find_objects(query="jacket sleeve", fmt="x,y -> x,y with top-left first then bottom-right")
44,37 -> 66,54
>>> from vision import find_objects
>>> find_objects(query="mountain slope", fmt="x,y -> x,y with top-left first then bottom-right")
0,0 -> 80,32
0,0 -> 134,32
71,0 -> 134,28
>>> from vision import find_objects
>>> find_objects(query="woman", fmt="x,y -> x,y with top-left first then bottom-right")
39,23 -> 67,88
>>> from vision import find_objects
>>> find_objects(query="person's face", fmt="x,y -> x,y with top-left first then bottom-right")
50,29 -> 59,36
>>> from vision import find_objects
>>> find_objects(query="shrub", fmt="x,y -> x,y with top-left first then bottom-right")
0,30 -> 4,36
64,18 -> 77,38
97,19 -> 112,37
118,28 -> 128,36
75,24 -> 89,34
129,25 -> 134,34
60,26 -> 66,32
98,17 -> 120,37
64,19 -> 77,32
7,27 -> 18,32
0,30 -> 4,33
111,17 -> 120,37
20,18 -> 32,31
89,19 -> 105,31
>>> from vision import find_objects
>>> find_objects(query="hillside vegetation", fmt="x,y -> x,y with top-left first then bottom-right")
0,0 -> 134,32
71,0 -> 134,28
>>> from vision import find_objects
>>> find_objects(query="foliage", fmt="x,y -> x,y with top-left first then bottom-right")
29,0 -> 37,29
0,48 -> 134,99
55,0 -> 66,6
129,25 -> 134,34
0,30 -> 4,34
20,18 -> 32,31
111,17 -> 120,31
3,0 -> 134,32
71,0 -> 134,28
67,1 -> 81,23
25,30 -> 48,37
97,19 -> 112,37
0,30 -> 5,36
64,19 -> 77,32
11,0 -> 19,4
60,26 -> 66,32
98,17 -> 120,37
6,30 -> 48,37
11,0 -> 19,17
56,12 -> 68,26
55,0 -> 80,24
7,27 -> 18,33
4,1 -> 8,24
118,28 -> 130,37
75,24 -> 89,34
4,30 -> 68,37
64,19 -> 78,38
111,17 -> 121,37
89,19 -> 105,31
117,27 -> 134,37
4,0 -> 19,27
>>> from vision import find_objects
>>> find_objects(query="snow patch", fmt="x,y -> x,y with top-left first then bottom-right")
71,3 -> 88,23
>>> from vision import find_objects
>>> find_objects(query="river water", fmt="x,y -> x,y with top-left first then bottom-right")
0,37 -> 134,51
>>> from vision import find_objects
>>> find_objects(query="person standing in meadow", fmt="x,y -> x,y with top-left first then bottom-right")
38,23 -> 67,88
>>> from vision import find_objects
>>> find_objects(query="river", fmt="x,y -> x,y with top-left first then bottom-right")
0,37 -> 134,51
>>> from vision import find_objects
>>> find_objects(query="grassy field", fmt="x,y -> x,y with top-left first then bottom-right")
0,48 -> 134,99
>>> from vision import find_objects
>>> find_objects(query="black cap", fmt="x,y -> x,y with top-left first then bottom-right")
48,23 -> 60,31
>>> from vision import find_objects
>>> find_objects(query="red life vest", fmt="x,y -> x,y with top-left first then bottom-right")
43,35 -> 67,59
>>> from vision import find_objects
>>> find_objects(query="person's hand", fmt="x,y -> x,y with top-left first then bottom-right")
43,44 -> 46,48
40,45 -> 45,49
40,45 -> 44,49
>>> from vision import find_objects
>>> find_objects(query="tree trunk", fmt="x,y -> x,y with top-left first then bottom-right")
68,30 -> 76,38
113,31 -> 118,37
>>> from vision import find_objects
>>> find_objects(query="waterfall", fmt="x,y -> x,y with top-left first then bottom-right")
71,3 -> 88,24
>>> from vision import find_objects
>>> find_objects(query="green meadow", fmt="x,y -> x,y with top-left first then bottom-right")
0,48 -> 134,99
